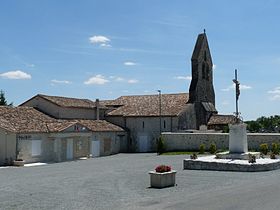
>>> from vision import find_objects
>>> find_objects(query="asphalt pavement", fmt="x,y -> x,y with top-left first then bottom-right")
0,153 -> 280,210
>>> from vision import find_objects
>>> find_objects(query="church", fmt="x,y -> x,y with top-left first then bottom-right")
20,32 -> 229,152
0,32 -> 232,164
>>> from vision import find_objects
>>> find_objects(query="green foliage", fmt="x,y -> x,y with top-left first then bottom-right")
248,154 -> 256,163
199,144 -> 205,154
209,143 -> 217,154
0,90 -> 13,106
270,153 -> 276,159
259,143 -> 269,155
157,135 -> 166,155
190,153 -> 197,160
271,143 -> 279,155
245,115 -> 280,133
222,125 -> 229,133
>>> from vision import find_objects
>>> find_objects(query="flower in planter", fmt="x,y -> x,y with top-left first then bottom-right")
155,165 -> 171,173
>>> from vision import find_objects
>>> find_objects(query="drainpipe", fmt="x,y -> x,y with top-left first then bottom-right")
96,99 -> 100,120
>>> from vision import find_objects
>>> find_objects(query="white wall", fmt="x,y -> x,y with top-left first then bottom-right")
0,128 -> 16,165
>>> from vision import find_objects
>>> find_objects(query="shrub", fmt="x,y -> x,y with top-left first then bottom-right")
248,154 -> 256,163
155,165 -> 171,173
157,135 -> 166,155
199,144 -> 205,154
259,143 -> 269,155
271,143 -> 279,155
270,153 -> 276,159
209,143 -> 217,154
190,153 -> 198,160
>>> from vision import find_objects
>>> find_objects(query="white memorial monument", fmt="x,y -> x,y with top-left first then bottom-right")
216,70 -> 259,160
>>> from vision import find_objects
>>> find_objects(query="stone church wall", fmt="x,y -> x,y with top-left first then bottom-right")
162,132 -> 280,151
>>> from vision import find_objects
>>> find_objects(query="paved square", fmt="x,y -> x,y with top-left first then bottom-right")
1,154 -> 280,210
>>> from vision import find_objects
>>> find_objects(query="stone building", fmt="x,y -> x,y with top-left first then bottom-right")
0,106 -> 125,165
17,32 -> 232,154
178,32 -> 217,130
104,93 -> 188,152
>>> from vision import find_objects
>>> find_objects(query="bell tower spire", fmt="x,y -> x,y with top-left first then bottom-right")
188,31 -> 215,105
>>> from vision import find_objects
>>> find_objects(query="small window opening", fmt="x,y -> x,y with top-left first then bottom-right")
164,120 -> 166,129
202,63 -> 206,79
142,121 -> 145,129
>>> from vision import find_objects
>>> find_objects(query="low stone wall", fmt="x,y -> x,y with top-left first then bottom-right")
162,132 -> 280,151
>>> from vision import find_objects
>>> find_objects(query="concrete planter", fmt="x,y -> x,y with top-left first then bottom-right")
149,170 -> 176,188
13,160 -> 24,167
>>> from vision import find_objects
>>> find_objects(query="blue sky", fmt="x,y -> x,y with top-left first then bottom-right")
0,0 -> 280,120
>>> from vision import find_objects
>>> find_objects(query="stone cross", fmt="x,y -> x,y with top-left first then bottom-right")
232,69 -> 241,122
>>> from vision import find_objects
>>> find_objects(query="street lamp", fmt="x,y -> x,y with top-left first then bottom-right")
157,90 -> 162,134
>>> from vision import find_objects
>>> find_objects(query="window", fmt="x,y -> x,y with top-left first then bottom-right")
32,140 -> 42,156
204,51 -> 207,61
206,64 -> 210,81
142,121 -> 145,129
164,120 -> 166,129
202,63 -> 206,79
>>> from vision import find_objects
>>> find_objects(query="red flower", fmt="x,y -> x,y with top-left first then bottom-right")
155,165 -> 171,173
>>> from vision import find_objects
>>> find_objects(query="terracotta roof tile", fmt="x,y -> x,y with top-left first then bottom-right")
107,93 -> 188,117
76,120 -> 124,132
207,114 -> 236,126
38,94 -> 97,108
0,106 -> 124,133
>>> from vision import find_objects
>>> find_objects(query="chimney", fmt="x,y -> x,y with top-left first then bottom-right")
96,99 -> 100,120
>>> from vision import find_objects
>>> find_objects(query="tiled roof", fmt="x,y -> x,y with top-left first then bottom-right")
107,93 -> 189,117
76,120 -> 124,132
38,94 -> 96,108
0,106 -> 53,133
0,106 -> 124,133
207,114 -> 236,126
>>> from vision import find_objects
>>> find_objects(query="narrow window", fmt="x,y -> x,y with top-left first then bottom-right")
204,51 -> 207,61
202,63 -> 206,79
142,121 -> 145,129
164,120 -> 166,129
206,64 -> 210,81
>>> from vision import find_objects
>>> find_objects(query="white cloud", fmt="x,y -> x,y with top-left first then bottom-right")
84,74 -> 109,85
0,70 -> 31,80
268,87 -> 280,100
51,79 -> 72,84
221,84 -> 252,91
174,76 -> 192,80
124,61 -> 137,66
89,35 -> 110,44
127,79 -> 139,84
100,43 -> 111,48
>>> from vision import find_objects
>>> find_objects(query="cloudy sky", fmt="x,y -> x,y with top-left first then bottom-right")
0,0 -> 280,120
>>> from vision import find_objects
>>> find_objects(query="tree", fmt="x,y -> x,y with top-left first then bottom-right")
0,90 -> 13,106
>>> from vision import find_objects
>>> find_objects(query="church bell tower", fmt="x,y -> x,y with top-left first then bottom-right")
187,31 -> 217,128
189,31 -> 215,105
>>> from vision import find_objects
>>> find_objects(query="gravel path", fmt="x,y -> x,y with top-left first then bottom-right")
0,153 -> 280,210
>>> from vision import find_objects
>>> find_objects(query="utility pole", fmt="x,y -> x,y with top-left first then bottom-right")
158,90 -> 162,134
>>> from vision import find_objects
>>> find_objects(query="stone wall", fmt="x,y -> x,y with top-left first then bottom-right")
162,132 -> 280,151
